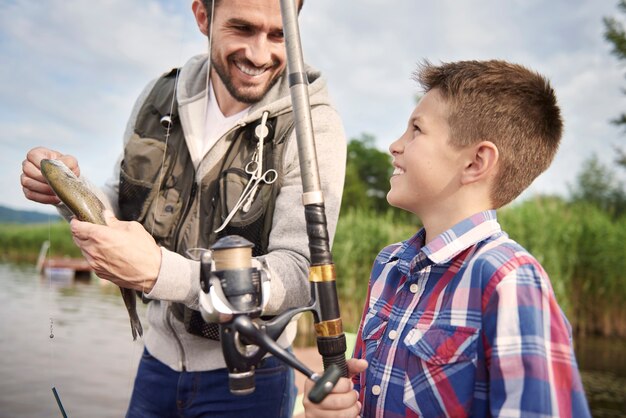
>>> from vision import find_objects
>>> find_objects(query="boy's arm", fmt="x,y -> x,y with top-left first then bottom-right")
482,262 -> 591,417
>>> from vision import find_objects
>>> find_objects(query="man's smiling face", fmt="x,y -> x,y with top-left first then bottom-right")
210,0 -> 287,108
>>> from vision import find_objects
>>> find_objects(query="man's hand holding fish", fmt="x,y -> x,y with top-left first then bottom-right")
70,210 -> 161,292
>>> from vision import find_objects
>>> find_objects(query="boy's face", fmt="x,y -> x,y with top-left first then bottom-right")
387,88 -> 465,217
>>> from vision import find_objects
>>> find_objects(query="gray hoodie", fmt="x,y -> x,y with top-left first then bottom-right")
100,54 -> 347,371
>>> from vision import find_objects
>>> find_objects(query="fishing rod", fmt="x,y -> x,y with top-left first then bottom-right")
196,0 -> 348,404
279,0 -> 348,378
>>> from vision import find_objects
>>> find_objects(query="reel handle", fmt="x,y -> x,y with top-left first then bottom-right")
308,364 -> 342,404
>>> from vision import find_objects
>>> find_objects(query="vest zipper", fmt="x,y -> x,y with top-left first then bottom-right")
173,181 -> 198,254
166,181 -> 198,371
166,304 -> 187,371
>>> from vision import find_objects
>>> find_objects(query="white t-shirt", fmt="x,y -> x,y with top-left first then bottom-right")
199,81 -> 249,158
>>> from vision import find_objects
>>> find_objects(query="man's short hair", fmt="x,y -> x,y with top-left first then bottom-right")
414,60 -> 563,208
201,0 -> 305,24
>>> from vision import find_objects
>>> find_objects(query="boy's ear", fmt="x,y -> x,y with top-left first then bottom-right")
460,141 -> 499,185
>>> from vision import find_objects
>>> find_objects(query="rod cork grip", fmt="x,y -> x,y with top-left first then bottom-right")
304,203 -> 332,265
317,335 -> 348,377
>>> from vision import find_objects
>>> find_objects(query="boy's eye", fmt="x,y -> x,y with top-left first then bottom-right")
413,124 -> 421,133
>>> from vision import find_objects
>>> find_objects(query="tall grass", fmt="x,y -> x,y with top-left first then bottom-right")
500,198 -> 626,337
2,197 -> 625,338
332,198 -> 626,338
0,221 -> 80,263
332,209 -> 419,331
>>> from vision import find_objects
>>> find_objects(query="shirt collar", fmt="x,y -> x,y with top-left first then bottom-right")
383,210 -> 501,274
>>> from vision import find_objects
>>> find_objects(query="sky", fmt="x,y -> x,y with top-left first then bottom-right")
1,0 -> 625,214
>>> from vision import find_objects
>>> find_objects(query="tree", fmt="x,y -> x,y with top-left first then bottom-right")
568,154 -> 626,218
341,133 -> 393,213
604,0 -> 626,167
339,134 -> 417,222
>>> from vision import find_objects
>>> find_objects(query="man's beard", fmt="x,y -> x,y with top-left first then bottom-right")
211,54 -> 283,104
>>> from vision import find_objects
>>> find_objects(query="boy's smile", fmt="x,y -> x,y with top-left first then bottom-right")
391,166 -> 405,176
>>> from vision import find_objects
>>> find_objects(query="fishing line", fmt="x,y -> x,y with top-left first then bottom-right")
151,0 -> 215,265
46,214 -> 68,415
191,0 -> 216,245
148,72 -> 179,242
130,5 -> 217,393
127,2 -> 216,393
127,7 -> 193,397
46,216 -> 53,365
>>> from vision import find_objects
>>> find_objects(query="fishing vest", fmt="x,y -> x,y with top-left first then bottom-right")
117,68 -> 295,339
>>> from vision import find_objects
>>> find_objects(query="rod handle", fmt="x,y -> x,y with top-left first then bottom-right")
317,334 -> 348,378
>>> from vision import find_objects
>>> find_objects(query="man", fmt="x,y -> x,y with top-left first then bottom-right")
20,0 -> 346,416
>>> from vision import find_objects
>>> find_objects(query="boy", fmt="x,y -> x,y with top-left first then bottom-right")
303,60 -> 590,417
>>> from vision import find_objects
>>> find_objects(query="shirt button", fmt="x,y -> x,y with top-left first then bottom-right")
409,283 -> 418,293
388,329 -> 398,340
371,385 -> 381,396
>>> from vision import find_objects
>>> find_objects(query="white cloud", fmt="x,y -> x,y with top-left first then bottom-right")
0,0 -> 204,211
1,0 -> 624,211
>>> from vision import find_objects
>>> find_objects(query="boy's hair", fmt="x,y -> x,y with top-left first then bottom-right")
414,60 -> 563,208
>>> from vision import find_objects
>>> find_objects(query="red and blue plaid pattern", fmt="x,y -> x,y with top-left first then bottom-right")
352,211 -> 590,417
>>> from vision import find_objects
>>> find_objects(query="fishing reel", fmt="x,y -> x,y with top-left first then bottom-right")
198,235 -> 341,403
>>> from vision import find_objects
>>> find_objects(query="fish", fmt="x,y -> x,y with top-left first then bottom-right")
40,159 -> 143,341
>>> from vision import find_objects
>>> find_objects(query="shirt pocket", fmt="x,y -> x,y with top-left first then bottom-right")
361,308 -> 389,357
403,324 -> 479,417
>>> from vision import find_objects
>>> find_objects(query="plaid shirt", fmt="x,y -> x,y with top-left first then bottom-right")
352,211 -> 590,417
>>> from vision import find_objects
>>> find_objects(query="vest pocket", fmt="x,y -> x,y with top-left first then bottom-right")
118,136 -> 169,223
402,324 -> 479,417
216,167 -> 272,255
143,188 -> 183,241
219,167 -> 268,226
119,168 -> 153,221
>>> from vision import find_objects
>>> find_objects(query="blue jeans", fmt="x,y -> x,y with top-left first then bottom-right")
126,348 -> 296,418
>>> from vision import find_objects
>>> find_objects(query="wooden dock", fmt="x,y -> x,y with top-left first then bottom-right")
42,258 -> 92,272
36,240 -> 93,280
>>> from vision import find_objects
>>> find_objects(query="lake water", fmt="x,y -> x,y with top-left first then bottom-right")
0,262 -> 624,417
0,262 -> 144,417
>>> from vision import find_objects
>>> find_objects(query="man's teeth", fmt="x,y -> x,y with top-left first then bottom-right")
236,63 -> 266,76
393,167 -> 405,175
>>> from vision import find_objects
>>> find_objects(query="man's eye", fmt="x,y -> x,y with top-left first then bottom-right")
270,30 -> 284,40
233,25 -> 252,33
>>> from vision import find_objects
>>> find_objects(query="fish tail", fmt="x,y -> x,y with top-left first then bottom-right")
120,287 -> 144,341
129,312 -> 144,341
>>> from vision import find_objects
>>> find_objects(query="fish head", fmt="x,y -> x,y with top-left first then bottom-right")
40,159 -> 77,182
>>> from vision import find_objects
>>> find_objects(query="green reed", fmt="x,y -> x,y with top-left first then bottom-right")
331,209 -> 419,332
0,221 -> 81,263
501,198 -> 626,336
332,199 -> 626,337
3,197 -> 625,338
